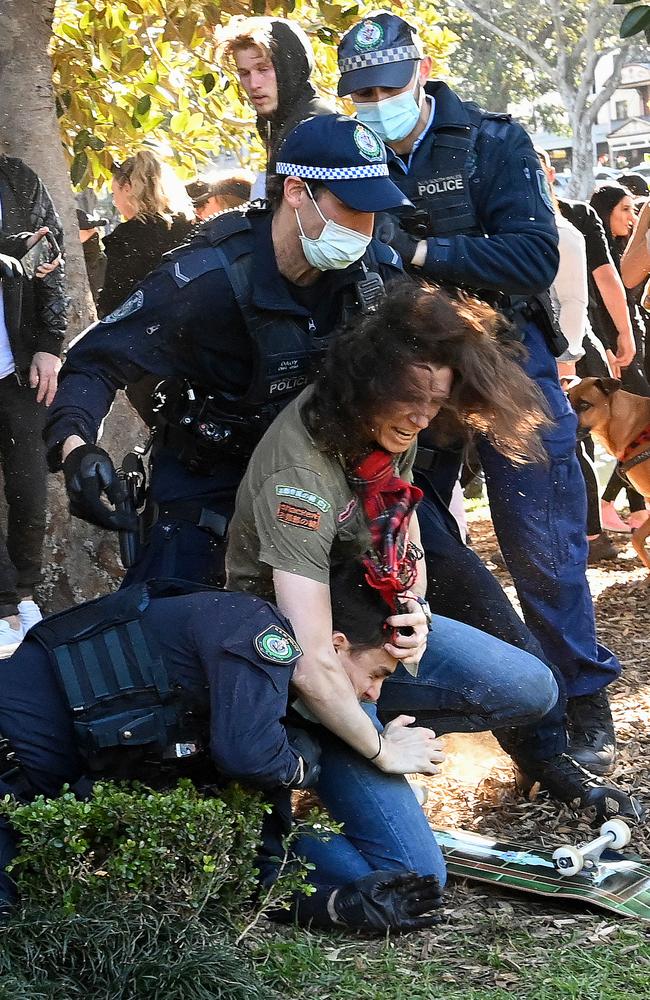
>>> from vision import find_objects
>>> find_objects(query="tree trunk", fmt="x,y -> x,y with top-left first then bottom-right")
567,107 -> 596,201
0,0 -> 132,609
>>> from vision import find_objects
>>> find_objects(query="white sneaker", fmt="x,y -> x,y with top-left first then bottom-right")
17,599 -> 43,635
0,619 -> 23,658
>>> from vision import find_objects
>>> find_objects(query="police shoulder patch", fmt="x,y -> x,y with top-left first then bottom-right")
354,124 -> 383,162
354,20 -> 384,51
100,289 -> 145,324
536,169 -> 554,212
254,624 -> 303,664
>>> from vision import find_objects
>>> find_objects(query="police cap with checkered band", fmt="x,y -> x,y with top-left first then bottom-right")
337,13 -> 424,98
274,113 -> 411,212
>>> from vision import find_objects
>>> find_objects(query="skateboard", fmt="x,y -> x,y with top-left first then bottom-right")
435,819 -> 650,920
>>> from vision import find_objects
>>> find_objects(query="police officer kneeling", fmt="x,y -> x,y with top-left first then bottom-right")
0,561 -> 444,933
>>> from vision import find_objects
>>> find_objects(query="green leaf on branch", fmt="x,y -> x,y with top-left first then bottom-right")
70,151 -> 88,186
620,4 -> 650,35
136,94 -> 152,116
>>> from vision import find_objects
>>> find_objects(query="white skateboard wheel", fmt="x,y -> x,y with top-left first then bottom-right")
552,845 -> 583,876
600,818 -> 631,850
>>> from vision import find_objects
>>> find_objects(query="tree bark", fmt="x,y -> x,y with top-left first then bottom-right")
0,0 -> 131,609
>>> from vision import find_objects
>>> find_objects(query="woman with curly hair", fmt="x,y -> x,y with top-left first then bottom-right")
227,283 -> 639,861
227,281 -> 556,748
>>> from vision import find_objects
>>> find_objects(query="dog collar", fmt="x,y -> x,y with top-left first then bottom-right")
620,423 -> 650,463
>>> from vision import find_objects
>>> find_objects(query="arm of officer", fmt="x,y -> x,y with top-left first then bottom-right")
414,123 -> 559,295
273,570 -> 438,775
43,263 -> 227,469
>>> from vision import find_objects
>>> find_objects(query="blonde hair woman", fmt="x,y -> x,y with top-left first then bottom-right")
97,150 -> 193,319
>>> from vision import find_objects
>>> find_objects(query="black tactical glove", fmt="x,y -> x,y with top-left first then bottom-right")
374,213 -> 420,266
285,725 -> 322,789
63,444 -> 137,531
333,869 -> 444,932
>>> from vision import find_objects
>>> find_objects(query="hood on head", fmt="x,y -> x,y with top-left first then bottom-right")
259,19 -> 316,128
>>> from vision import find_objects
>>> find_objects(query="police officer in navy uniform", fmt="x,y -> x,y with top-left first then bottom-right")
44,115 -> 406,587
337,13 -> 621,775
0,560 -> 446,932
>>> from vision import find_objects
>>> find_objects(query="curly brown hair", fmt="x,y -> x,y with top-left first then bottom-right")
304,281 -> 550,467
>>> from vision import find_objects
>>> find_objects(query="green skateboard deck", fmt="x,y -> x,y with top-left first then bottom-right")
435,827 -> 650,921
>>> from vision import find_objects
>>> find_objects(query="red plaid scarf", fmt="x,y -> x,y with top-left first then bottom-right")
349,449 -> 423,610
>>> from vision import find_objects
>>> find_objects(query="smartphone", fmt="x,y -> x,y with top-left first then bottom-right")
43,232 -> 61,262
20,231 -> 60,277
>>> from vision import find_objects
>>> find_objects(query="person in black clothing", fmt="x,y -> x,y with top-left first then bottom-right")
589,184 -> 650,527
219,17 -> 334,186
100,151 -> 194,423
98,151 -> 193,319
0,155 -> 67,644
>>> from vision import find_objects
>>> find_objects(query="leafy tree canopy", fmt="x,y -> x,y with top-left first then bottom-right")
51,0 -> 454,189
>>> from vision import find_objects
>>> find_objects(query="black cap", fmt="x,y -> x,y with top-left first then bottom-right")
185,180 -> 213,207
77,209 -> 108,230
617,173 -> 649,199
337,13 -> 423,97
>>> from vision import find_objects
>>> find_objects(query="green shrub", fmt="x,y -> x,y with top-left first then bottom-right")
2,780 -> 267,915
0,780 -> 319,999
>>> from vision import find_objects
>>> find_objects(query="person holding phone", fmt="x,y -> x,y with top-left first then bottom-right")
0,154 -> 67,646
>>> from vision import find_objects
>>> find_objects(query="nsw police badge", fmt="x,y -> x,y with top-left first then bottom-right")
100,289 -> 145,324
354,124 -> 383,162
354,20 -> 384,51
254,624 -> 303,665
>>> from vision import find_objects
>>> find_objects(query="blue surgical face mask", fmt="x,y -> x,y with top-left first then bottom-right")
353,75 -> 422,143
295,184 -> 372,271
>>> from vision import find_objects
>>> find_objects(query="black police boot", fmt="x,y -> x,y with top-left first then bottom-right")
515,753 -> 644,823
567,688 -> 617,775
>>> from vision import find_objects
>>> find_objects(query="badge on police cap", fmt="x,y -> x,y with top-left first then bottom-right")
353,124 -> 383,162
100,289 -> 144,324
254,624 -> 303,665
354,20 -> 384,51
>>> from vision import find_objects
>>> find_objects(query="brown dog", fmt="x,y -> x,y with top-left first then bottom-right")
568,377 -> 650,573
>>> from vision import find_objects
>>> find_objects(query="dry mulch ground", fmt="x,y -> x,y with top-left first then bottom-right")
421,500 -> 650,926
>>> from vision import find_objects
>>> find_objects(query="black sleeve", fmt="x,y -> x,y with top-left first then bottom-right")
559,201 -> 613,273
28,169 -> 68,354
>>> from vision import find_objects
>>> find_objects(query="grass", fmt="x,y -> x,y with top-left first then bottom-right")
255,915 -> 650,1000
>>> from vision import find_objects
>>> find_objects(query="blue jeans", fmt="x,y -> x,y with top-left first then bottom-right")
295,619 -> 557,890
478,322 -> 620,696
296,705 -> 447,887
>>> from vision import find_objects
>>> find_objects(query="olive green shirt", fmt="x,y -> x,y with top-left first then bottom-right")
226,388 -> 416,601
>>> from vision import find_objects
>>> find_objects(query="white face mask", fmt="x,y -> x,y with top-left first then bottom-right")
353,74 -> 422,143
295,184 -> 372,270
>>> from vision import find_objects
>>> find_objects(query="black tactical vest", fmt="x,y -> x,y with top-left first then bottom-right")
390,85 -> 511,240
28,580 -> 213,770
166,206 -> 383,414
